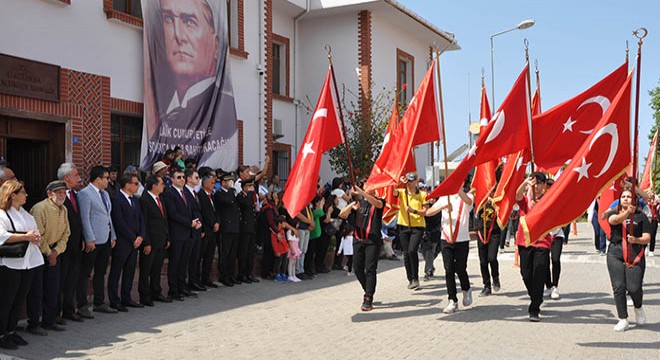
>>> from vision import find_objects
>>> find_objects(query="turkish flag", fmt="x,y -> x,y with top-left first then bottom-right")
520,71 -> 633,245
640,130 -> 657,191
365,61 -> 439,191
471,85 -> 498,211
533,63 -> 628,173
597,175 -> 626,238
283,69 -> 342,218
428,65 -> 531,198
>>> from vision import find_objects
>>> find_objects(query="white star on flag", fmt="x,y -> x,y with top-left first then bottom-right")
572,157 -> 592,182
562,118 -> 577,133
467,144 -> 478,158
302,141 -> 315,159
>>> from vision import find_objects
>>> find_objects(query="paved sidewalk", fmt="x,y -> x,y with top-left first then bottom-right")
2,223 -> 659,360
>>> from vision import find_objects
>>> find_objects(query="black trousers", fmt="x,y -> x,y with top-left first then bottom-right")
500,223 -> 509,249
650,220 -> 657,252
28,261 -> 60,328
59,243 -> 82,317
187,234 -> 202,286
167,239 -> 192,296
261,230 -> 274,277
78,241 -> 112,307
353,237 -> 379,297
201,233 -> 217,283
0,266 -> 34,335
399,226 -> 424,281
607,243 -> 645,319
478,233 -> 500,288
108,242 -> 138,305
304,236 -> 319,275
273,254 -> 287,275
315,234 -> 330,272
138,247 -> 166,302
518,245 -> 549,316
220,232 -> 239,282
546,237 -> 564,288
238,231 -> 256,278
440,240 -> 471,301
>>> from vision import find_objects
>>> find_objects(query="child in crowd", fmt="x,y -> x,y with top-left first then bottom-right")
337,224 -> 354,276
271,216 -> 290,283
287,228 -> 302,282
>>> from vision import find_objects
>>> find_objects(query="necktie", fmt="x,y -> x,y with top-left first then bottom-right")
100,191 -> 109,211
208,193 -> 214,209
129,196 -> 136,208
69,191 -> 78,213
180,189 -> 188,205
156,196 -> 165,216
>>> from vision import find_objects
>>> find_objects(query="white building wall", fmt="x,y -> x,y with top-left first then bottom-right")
0,0 -> 143,101
272,5 -> 298,153
297,12 -> 359,183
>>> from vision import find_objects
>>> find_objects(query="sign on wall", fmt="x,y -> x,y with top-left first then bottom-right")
139,0 -> 238,171
0,54 -> 60,102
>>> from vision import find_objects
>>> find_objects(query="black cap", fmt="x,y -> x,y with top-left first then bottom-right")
219,171 -> 235,181
241,177 -> 255,188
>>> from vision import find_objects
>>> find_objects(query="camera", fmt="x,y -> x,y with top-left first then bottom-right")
256,64 -> 264,76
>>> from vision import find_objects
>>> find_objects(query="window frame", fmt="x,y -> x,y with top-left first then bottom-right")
271,33 -> 291,102
396,48 -> 415,108
110,113 -> 143,172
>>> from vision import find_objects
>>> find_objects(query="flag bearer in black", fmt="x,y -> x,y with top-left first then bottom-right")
236,178 -> 259,283
215,171 -> 241,287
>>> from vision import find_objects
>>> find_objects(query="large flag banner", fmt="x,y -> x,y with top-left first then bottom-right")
140,0 -> 238,171
532,63 -> 627,173
521,71 -> 633,245
428,65 -> 531,199
640,130 -> 658,191
471,84 -> 498,211
283,69 -> 343,218
365,61 -> 439,191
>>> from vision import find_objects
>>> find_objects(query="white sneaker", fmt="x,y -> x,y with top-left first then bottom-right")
346,272 -> 353,276
543,287 -> 553,298
649,251 -> 655,257
613,318 -> 629,332
551,287 -> 560,300
635,307 -> 646,325
288,276 -> 301,283
443,300 -> 458,314
462,288 -> 473,307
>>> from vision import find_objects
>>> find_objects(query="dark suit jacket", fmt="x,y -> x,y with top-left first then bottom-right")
162,186 -> 193,242
197,189 -> 219,238
214,187 -> 240,234
183,186 -> 202,239
64,191 -> 84,254
236,191 -> 256,234
140,192 -> 169,249
110,192 -> 146,248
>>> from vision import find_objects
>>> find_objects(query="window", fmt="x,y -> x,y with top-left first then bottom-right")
272,34 -> 290,99
113,0 -> 142,18
396,49 -> 415,107
272,148 -> 291,183
227,0 -> 248,58
111,114 -> 143,172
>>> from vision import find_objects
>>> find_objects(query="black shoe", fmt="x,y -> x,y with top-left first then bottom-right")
109,304 -> 128,312
232,277 -> 242,285
493,279 -> 501,292
479,287 -> 492,297
220,280 -> 234,287
529,313 -> 541,322
55,316 -> 67,326
62,313 -> 84,322
41,323 -> 65,332
140,300 -> 155,307
123,300 -> 144,308
0,335 -> 18,350
190,283 -> 207,291
361,295 -> 374,311
262,274 -> 275,280
154,294 -> 173,303
6,332 -> 28,346
26,326 -> 48,336
317,268 -> 331,274
204,281 -> 219,288
423,274 -> 431,282
247,276 -> 260,283
180,290 -> 198,298
171,295 -> 184,301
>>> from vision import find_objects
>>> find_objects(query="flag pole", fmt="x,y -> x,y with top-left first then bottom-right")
326,45 -> 356,186
524,39 -> 535,171
631,28 -> 647,203
653,129 -> 659,192
534,59 -> 541,110
435,49 -> 454,239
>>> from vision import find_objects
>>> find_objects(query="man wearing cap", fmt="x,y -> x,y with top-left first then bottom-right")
27,180 -> 71,334
152,161 -> 171,187
215,171 -> 241,286
236,177 -> 259,283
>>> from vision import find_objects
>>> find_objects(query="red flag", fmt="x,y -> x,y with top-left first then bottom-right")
365,61 -> 439,191
597,175 -> 626,238
471,84 -> 498,210
375,102 -> 404,225
283,69 -> 342,218
640,130 -> 657,191
429,65 -> 531,198
520,71 -> 633,245
532,63 -> 628,173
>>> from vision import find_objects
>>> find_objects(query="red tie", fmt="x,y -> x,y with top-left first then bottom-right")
180,189 -> 188,205
69,191 -> 78,213
156,196 -> 165,217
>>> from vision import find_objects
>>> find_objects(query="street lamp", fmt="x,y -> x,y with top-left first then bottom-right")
490,19 -> 535,108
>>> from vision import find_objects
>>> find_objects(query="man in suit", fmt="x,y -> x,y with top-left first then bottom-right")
139,176 -> 172,306
161,169 -> 201,300
183,169 -> 206,292
57,163 -> 86,321
197,172 -> 219,288
236,178 -> 259,284
215,171 -> 241,287
77,165 -> 118,314
108,174 -> 146,312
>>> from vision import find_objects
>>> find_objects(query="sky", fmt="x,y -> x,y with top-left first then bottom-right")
398,0 -> 659,171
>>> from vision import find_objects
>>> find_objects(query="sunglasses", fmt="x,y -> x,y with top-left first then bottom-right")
174,175 -> 184,179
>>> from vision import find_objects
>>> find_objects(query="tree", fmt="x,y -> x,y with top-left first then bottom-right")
648,82 -> 660,192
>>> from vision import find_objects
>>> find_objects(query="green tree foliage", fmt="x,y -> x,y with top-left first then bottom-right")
648,83 -> 660,192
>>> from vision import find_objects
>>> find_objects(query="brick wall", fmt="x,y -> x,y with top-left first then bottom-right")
358,10 -> 372,124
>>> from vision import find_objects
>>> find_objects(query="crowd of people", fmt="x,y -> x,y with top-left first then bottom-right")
0,151 -> 656,350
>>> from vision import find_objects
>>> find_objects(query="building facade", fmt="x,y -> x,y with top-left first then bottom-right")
0,0 -> 457,201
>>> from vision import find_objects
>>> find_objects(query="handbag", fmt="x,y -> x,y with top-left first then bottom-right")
323,221 -> 338,237
0,210 -> 29,258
